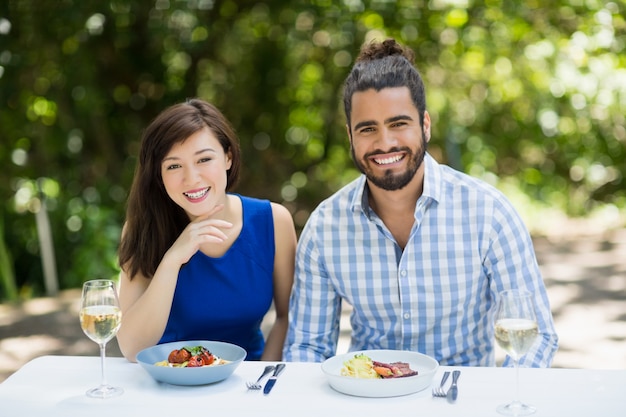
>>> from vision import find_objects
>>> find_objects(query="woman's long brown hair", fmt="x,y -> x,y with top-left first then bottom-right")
118,99 -> 241,279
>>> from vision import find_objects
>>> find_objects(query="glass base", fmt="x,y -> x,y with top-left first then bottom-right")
497,401 -> 536,416
86,385 -> 124,399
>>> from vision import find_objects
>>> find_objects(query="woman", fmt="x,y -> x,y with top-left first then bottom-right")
117,98 -> 296,362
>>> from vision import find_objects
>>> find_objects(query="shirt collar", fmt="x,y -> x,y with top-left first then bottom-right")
350,174 -> 369,215
422,152 -> 442,203
350,152 -> 442,216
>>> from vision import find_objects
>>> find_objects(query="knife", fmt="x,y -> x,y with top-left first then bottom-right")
446,370 -> 461,403
263,363 -> 286,395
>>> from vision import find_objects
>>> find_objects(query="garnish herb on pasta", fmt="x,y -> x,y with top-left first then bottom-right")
154,345 -> 230,368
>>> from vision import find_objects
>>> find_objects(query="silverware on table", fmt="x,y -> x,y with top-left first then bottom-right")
446,370 -> 461,403
246,365 -> 275,390
263,363 -> 286,395
432,371 -> 450,397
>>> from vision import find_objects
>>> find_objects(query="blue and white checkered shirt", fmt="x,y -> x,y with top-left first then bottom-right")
284,153 -> 558,367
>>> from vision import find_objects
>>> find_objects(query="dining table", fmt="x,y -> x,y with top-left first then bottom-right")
0,355 -> 624,417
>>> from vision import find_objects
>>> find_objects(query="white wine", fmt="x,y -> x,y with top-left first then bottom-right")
79,279 -> 124,398
80,305 -> 122,344
494,318 -> 538,360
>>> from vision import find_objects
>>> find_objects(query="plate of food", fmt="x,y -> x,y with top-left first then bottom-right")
136,340 -> 246,386
321,349 -> 439,397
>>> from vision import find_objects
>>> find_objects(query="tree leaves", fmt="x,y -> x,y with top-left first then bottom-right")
0,0 -> 624,298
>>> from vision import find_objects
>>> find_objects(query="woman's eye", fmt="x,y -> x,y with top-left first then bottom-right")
165,164 -> 181,170
199,157 -> 212,163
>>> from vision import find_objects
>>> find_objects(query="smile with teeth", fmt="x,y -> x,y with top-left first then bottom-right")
183,187 -> 210,199
373,154 -> 404,165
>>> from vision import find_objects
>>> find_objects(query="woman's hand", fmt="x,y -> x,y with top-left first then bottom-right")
164,204 -> 233,266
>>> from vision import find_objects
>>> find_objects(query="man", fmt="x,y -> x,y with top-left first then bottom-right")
283,38 -> 558,367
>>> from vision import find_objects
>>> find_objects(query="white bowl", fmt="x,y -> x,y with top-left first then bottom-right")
136,340 -> 246,386
321,350 -> 439,397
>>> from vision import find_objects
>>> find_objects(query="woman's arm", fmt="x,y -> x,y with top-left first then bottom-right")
260,203 -> 296,361
117,207 -> 233,362
116,255 -> 182,362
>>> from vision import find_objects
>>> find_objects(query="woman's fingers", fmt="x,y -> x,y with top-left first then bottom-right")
168,206 -> 235,264
196,223 -> 230,242
191,218 -> 232,240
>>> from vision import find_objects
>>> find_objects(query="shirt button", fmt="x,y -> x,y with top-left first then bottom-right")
400,270 -> 407,277
403,313 -> 410,319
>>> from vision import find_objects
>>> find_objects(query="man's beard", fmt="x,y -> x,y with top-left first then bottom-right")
351,135 -> 427,191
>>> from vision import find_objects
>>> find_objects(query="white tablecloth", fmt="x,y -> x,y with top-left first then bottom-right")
0,356 -> 624,416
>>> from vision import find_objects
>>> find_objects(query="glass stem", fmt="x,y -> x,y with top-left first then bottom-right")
99,343 -> 107,388
514,358 -> 520,404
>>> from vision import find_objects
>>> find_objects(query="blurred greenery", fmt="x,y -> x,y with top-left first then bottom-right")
1,0 -> 625,300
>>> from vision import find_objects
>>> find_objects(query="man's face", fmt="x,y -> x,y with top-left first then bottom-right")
348,87 -> 431,191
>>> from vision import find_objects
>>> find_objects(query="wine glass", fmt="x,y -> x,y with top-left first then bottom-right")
79,279 -> 124,398
494,289 -> 539,416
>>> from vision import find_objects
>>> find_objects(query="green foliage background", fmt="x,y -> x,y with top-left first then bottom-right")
1,0 -> 625,299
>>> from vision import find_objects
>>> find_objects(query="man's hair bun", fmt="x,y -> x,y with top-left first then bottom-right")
356,38 -> 415,63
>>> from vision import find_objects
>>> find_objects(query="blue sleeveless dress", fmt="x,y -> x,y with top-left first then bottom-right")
158,195 -> 275,360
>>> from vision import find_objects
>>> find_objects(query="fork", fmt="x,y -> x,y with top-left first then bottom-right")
432,371 -> 450,397
246,365 -> 275,390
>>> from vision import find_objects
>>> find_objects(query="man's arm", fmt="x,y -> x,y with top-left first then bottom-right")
488,200 -> 559,368
283,214 -> 341,362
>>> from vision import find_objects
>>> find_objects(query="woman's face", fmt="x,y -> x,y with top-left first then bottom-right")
160,127 -> 232,220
